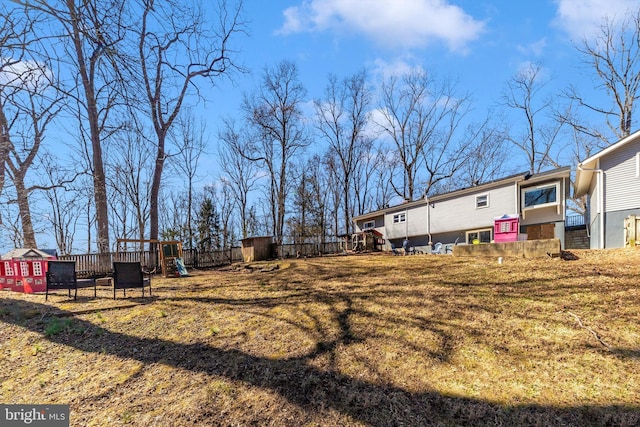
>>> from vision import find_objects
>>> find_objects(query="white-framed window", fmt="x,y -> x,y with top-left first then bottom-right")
363,220 -> 375,230
3,261 -> 14,276
393,213 -> 406,224
466,228 -> 492,244
20,262 -> 29,276
500,221 -> 511,233
521,182 -> 560,210
476,194 -> 489,209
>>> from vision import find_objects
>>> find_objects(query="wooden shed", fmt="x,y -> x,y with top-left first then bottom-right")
241,236 -> 274,262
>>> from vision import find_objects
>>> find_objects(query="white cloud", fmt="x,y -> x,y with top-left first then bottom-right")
278,0 -> 486,53
371,58 -> 422,81
516,38 -> 547,58
0,58 -> 53,90
554,0 -> 636,40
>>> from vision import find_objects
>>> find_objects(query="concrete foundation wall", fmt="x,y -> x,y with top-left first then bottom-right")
453,239 -> 561,258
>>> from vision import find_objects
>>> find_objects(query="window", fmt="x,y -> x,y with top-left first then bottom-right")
20,262 -> 29,276
363,220 -> 375,230
3,261 -> 14,276
522,183 -> 559,209
393,213 -> 406,224
476,194 -> 489,209
33,262 -> 43,276
466,229 -> 492,244
500,221 -> 511,233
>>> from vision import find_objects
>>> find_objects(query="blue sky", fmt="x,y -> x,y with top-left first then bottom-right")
207,0 -> 636,143
3,0 -> 638,254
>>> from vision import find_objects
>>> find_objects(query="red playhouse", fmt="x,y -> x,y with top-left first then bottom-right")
493,214 -> 520,243
1,248 -> 57,294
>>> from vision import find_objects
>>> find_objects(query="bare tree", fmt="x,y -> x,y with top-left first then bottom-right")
10,0 -> 131,253
169,114 -> 208,249
217,180 -> 236,250
3,80 -> 62,247
106,130 -> 153,244
567,10 -> 640,144
453,115 -> 510,189
136,0 -> 245,244
41,153 -> 82,254
59,0 -> 128,253
304,154 -> 330,247
354,141 -> 388,214
377,68 -> 472,200
501,63 -> 566,174
159,189 -> 189,243
241,60 -> 310,249
0,10 -> 64,247
0,9 -> 35,198
315,70 -> 374,236
218,117 -> 260,239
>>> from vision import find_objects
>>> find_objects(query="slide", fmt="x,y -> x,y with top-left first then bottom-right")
175,258 -> 189,277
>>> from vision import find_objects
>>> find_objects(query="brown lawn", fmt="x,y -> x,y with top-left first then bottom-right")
0,249 -> 639,426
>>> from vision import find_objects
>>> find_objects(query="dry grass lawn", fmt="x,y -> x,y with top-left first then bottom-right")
1,249 -> 639,426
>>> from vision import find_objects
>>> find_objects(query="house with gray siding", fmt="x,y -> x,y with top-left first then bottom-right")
354,167 -> 571,252
575,129 -> 640,248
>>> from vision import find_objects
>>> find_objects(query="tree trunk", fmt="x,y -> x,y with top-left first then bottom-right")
149,134 -> 166,243
14,174 -> 36,248
68,1 -> 110,254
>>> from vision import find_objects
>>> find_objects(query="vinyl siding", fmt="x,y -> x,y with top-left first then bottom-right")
385,205 -> 430,239
430,183 -> 516,233
602,139 -> 640,212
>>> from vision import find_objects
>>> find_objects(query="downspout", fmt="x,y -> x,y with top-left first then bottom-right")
514,176 -> 525,235
405,206 -> 409,240
515,177 -> 523,215
425,195 -> 432,245
577,163 -> 604,249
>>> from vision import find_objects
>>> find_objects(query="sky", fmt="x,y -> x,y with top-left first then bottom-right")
206,0 -> 636,139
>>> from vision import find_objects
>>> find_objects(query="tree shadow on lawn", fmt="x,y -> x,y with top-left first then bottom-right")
1,298 -> 639,426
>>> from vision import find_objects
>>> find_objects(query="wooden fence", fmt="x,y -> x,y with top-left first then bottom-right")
59,247 -> 243,278
58,242 -> 346,278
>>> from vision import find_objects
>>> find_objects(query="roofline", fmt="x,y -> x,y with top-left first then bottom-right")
579,129 -> 640,167
575,129 -> 640,197
353,166 -> 571,222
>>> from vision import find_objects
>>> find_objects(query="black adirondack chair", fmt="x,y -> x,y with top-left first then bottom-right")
46,260 -> 96,301
112,262 -> 152,300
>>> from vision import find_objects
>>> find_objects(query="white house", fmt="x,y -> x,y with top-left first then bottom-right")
575,129 -> 640,248
354,167 -> 571,252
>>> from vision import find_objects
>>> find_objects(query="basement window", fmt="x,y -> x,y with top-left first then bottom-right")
466,229 -> 492,244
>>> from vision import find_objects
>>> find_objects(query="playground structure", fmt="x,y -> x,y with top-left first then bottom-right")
116,239 -> 188,277
351,229 -> 385,252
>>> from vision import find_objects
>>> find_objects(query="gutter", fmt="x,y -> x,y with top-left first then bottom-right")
577,163 -> 604,249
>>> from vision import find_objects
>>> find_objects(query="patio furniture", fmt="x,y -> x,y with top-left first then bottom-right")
46,260 -> 96,300
112,262 -> 152,300
445,237 -> 460,254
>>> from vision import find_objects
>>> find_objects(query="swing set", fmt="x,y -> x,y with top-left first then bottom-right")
116,239 -> 189,277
